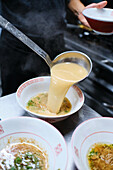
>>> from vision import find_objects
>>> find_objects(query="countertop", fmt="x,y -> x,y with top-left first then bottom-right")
0,93 -> 101,169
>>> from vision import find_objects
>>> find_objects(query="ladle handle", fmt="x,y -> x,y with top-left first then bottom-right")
0,15 -> 52,67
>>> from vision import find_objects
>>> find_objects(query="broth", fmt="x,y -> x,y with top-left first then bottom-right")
26,92 -> 72,116
47,62 -> 88,113
0,142 -> 48,170
88,143 -> 113,170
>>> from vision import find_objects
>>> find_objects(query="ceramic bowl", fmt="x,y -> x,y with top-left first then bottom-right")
71,117 -> 113,170
16,76 -> 84,123
0,116 -> 68,170
82,8 -> 113,35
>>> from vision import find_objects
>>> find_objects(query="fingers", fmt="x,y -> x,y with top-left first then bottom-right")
96,1 -> 108,8
85,1 -> 107,9
77,1 -> 108,28
78,13 -> 90,27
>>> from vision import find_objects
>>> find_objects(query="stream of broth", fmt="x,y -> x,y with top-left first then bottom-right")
26,93 -> 72,116
47,62 -> 88,113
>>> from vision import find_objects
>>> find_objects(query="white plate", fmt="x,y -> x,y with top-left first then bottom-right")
0,116 -> 68,170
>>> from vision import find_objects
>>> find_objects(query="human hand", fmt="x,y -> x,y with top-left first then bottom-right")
78,1 -> 108,27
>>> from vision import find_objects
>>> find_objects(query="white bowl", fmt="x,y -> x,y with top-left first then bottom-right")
16,76 -> 84,123
82,8 -> 113,35
71,117 -> 113,170
0,116 -> 68,170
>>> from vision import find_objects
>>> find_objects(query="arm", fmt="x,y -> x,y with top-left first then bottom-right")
68,0 -> 108,27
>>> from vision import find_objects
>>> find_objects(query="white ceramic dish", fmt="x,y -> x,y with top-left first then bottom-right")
0,116 -> 68,170
82,8 -> 113,35
16,76 -> 84,123
71,117 -> 113,170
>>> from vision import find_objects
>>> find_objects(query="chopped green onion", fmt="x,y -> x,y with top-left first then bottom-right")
14,157 -> 22,164
10,167 -> 16,170
27,100 -> 35,106
65,110 -> 68,113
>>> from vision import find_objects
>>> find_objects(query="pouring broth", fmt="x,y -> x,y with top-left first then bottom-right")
26,92 -> 72,116
47,62 -> 88,113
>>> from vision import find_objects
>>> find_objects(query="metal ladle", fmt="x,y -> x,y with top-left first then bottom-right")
0,15 -> 92,82
0,15 -> 53,67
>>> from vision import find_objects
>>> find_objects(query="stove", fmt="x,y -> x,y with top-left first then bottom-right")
64,13 -> 113,116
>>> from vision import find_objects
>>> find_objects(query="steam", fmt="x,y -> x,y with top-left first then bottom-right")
17,9 -> 66,39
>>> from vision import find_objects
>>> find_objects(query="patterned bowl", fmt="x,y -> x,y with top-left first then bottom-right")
71,117 -> 113,170
16,76 -> 84,123
0,116 -> 68,170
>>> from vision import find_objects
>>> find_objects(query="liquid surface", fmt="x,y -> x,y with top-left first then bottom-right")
26,93 -> 72,116
88,143 -> 113,170
47,62 -> 88,113
0,142 -> 48,170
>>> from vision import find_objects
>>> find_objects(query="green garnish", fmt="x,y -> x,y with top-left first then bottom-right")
65,110 -> 68,113
88,149 -> 98,159
10,167 -> 16,170
27,100 -> 35,106
14,157 -> 22,164
9,152 -> 42,169
26,166 -> 33,169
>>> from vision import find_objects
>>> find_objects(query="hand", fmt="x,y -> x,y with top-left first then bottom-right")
78,1 -> 108,27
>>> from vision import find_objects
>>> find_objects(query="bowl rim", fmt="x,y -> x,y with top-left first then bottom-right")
16,76 -> 85,119
71,117 -> 113,169
0,116 -> 68,169
82,8 -> 113,22
0,116 -> 67,139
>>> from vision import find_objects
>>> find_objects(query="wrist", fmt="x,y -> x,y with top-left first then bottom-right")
68,0 -> 85,16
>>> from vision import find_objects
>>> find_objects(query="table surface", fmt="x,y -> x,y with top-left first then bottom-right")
0,93 -> 101,169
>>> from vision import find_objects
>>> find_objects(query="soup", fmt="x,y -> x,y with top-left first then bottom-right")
47,62 -> 88,113
0,142 -> 48,170
88,143 -> 113,170
26,92 -> 72,116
